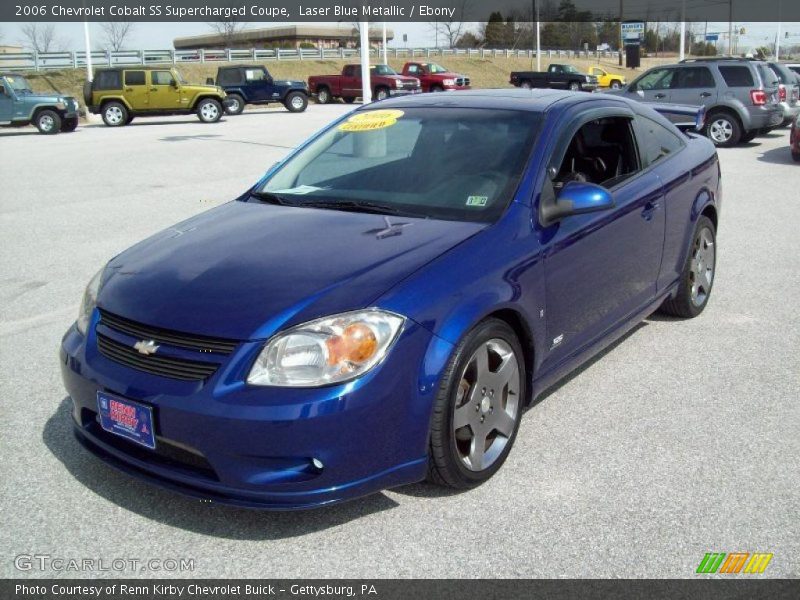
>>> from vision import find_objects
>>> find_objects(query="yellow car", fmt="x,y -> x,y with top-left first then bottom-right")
589,67 -> 626,89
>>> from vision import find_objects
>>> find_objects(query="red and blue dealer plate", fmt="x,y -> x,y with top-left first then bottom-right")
96,391 -> 156,449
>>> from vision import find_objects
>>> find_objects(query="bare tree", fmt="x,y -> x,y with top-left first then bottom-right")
207,18 -> 245,49
20,23 -> 60,53
100,21 -> 135,51
430,0 -> 471,48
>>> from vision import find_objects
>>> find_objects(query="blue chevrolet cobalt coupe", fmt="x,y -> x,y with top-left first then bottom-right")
61,90 -> 720,509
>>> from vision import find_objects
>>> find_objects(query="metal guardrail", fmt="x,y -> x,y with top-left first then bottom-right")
0,47 -> 622,71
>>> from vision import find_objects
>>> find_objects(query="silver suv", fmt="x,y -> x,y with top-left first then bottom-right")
765,62 -> 800,126
609,58 -> 783,147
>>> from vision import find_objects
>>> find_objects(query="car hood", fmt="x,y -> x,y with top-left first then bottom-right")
389,75 -> 421,84
430,71 -> 463,79
99,200 -> 484,340
16,90 -> 72,103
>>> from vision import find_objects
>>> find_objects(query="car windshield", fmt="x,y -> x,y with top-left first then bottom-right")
5,75 -> 32,92
426,63 -> 448,73
255,107 -> 540,223
371,65 -> 398,76
562,65 -> 580,74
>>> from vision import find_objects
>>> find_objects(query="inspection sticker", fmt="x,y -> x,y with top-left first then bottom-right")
339,109 -> 404,132
466,195 -> 488,207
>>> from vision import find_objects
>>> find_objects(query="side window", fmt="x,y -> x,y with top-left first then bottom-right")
343,66 -> 355,77
673,67 -> 715,88
217,69 -> 240,85
151,71 -> 175,86
95,70 -> 122,90
718,65 -> 754,87
244,68 -> 266,82
555,117 -> 640,189
634,68 -> 674,91
124,71 -> 145,86
406,64 -> 419,74
635,116 -> 685,167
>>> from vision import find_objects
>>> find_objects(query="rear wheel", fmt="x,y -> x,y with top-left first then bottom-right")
225,93 -> 245,115
610,79 -> 622,89
60,116 -> 78,132
35,109 -> 61,134
705,111 -> 741,147
428,319 -> 526,489
196,98 -> 222,123
519,80 -> 532,89
792,150 -> 800,163
102,102 -> 128,127
315,87 -> 331,104
284,91 -> 308,113
660,216 -> 716,318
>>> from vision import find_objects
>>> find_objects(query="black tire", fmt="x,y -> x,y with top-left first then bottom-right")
740,130 -> 758,143
196,98 -> 223,123
519,80 -> 532,89
610,79 -> 622,89
225,93 -> 245,115
430,85 -> 444,93
705,111 -> 741,147
101,101 -> 128,127
34,109 -> 61,134
374,86 -> 390,101
60,117 -> 78,132
427,318 -> 526,489
792,151 -> 800,163
125,114 -> 135,125
284,91 -> 308,113
568,81 -> 580,91
343,96 -> 356,103
315,87 -> 332,104
660,216 -> 716,318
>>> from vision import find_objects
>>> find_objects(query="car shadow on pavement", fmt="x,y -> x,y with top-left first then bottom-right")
756,146 -> 796,166
395,321 -> 649,499
42,397 -> 399,539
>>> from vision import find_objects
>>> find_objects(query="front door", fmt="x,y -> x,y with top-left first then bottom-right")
341,65 -> 361,97
123,70 -> 149,110
147,70 -> 182,110
627,67 -> 675,103
540,114 -> 665,369
244,67 -> 271,102
0,82 -> 13,123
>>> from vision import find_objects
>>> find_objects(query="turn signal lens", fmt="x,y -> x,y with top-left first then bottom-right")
326,323 -> 378,365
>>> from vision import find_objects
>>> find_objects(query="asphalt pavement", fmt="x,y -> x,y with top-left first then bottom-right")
1,104 -> 798,578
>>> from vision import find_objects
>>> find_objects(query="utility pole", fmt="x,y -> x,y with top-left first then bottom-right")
382,22 -> 388,64
679,0 -> 686,61
618,0 -> 623,66
728,0 -> 733,56
775,0 -> 782,60
360,20 -> 371,103
82,0 -> 92,81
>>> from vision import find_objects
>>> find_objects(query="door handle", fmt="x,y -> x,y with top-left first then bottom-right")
641,200 -> 660,221
654,93 -> 666,99
149,87 -> 157,91
125,88 -> 133,92
700,92 -> 712,98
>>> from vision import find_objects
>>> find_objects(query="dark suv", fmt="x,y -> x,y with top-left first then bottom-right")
212,65 -> 308,114
609,58 -> 782,146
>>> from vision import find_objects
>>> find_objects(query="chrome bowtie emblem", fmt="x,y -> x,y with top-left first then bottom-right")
133,340 -> 160,355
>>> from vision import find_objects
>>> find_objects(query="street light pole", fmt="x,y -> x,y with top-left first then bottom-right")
360,21 -> 372,103
618,0 -> 623,66
83,20 -> 93,82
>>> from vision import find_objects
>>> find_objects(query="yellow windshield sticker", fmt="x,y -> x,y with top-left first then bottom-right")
339,109 -> 404,132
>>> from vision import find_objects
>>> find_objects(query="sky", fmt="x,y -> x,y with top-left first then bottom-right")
0,21 -> 798,53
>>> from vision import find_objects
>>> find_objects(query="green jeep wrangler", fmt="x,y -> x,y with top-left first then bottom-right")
0,72 -> 80,134
84,67 -> 229,126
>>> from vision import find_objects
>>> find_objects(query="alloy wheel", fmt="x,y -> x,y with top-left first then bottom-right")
452,339 -> 520,472
291,95 -> 305,109
709,118 -> 733,144
200,102 -> 219,121
228,98 -> 240,113
105,106 -> 123,125
690,228 -> 715,307
376,89 -> 388,101
569,82 -> 580,91
39,114 -> 55,132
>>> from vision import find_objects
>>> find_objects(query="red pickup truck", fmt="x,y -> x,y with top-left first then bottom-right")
308,64 -> 421,103
401,62 -> 471,92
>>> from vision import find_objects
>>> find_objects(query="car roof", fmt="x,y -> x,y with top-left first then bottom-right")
95,66 -> 174,72
368,88 -> 628,113
218,64 -> 266,70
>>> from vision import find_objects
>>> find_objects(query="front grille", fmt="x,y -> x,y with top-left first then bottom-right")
99,309 -> 237,354
457,77 -> 470,87
97,333 -> 220,381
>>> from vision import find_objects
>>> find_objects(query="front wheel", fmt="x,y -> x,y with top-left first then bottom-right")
284,91 -> 308,113
343,96 -> 356,104
427,319 -> 526,489
374,87 -> 390,101
569,81 -> 580,91
430,85 -> 444,93
60,116 -> 78,132
659,215 -> 716,318
196,98 -> 223,123
792,150 -> 800,163
35,109 -> 61,134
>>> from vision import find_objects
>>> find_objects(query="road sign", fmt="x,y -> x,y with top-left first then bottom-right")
622,21 -> 645,41
706,34 -> 719,41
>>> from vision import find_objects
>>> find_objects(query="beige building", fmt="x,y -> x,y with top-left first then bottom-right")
174,25 -> 394,50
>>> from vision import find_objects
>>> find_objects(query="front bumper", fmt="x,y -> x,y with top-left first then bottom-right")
60,316 -> 437,509
390,88 -> 422,96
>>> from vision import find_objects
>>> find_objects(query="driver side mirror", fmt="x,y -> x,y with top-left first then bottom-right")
541,181 -> 614,225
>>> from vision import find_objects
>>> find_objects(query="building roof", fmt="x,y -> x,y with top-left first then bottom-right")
174,25 -> 394,49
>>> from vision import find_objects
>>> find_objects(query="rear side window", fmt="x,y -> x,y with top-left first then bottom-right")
673,67 -> 715,88
718,66 -> 754,87
757,64 -> 779,87
217,69 -> 241,85
636,117 -> 685,167
94,70 -> 121,90
124,71 -> 145,86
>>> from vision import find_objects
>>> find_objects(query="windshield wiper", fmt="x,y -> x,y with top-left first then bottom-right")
249,190 -> 295,206
298,200 -> 427,218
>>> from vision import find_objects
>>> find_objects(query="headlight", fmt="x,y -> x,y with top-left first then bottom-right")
442,79 -> 455,86
394,80 -> 402,88
76,268 -> 104,335
55,101 -> 66,109
247,309 -> 405,387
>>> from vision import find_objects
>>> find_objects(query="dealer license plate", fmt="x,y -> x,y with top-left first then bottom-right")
97,391 -> 156,449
